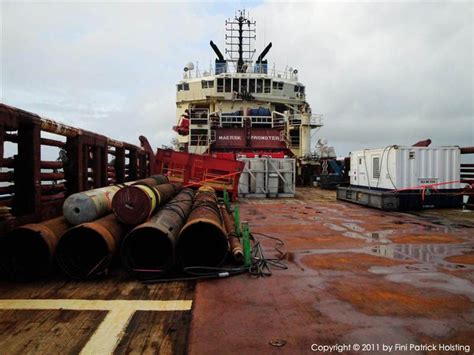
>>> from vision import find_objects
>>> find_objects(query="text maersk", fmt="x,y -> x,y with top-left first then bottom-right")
217,135 -> 280,141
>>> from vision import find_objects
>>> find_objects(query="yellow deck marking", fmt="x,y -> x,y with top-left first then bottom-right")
0,299 -> 192,354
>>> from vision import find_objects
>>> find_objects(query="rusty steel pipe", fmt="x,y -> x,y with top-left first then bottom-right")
220,205 -> 244,263
112,175 -> 173,225
112,183 -> 177,225
461,147 -> 474,154
40,137 -> 66,148
0,171 -> 13,182
412,139 -> 431,147
40,172 -> 65,181
177,186 -> 229,267
121,188 -> 195,275
0,217 -> 71,280
1,158 -> 15,168
56,214 -> 131,279
41,193 -> 65,202
40,160 -> 63,169
0,185 -> 14,195
41,183 -> 66,193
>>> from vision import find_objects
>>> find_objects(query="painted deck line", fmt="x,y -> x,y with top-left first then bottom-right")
0,299 -> 193,354
0,299 -> 192,311
80,308 -> 136,355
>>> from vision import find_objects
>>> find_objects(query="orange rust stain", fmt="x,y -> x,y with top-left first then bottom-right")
389,234 -> 464,244
301,252 -> 411,271
445,252 -> 474,265
328,277 -> 472,318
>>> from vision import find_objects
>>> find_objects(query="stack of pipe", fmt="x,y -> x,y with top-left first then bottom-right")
112,176 -> 179,225
219,205 -> 244,263
56,214 -> 131,279
0,217 -> 71,280
120,188 -> 195,275
177,186 -> 229,267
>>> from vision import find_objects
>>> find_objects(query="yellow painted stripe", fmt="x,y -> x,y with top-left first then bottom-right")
0,299 -> 192,311
80,308 -> 135,355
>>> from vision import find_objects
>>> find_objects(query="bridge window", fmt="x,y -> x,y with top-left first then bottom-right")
225,78 -> 232,93
241,78 -> 248,92
264,79 -> 271,93
249,79 -> 256,93
177,84 -> 183,91
183,83 -> 189,91
217,78 -> 224,92
256,79 -> 263,93
201,80 -> 214,89
233,78 -> 239,92
273,81 -> 283,90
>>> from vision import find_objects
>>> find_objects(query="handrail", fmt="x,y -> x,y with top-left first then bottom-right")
183,63 -> 300,81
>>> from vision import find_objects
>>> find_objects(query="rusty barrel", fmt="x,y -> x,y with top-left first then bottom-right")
121,188 -> 195,275
112,178 -> 179,226
0,217 -> 70,280
177,186 -> 228,267
220,205 -> 244,263
56,214 -> 131,279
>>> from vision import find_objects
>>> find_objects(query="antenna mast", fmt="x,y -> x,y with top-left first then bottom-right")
225,10 -> 256,73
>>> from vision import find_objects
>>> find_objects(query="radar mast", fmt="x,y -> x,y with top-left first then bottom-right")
225,10 -> 256,73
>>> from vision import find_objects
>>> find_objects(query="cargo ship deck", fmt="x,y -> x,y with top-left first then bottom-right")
0,187 -> 473,354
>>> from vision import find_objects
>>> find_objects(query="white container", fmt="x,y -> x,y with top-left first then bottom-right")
350,146 -> 461,190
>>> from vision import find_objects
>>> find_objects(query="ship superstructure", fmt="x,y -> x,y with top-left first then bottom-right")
173,10 -> 323,161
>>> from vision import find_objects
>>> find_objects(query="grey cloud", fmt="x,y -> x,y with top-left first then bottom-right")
2,1 -> 473,156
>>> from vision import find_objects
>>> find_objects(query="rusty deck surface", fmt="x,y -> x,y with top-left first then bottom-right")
0,187 -> 473,354
188,188 -> 474,354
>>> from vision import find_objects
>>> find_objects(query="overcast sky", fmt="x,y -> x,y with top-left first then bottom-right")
1,1 -> 473,157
